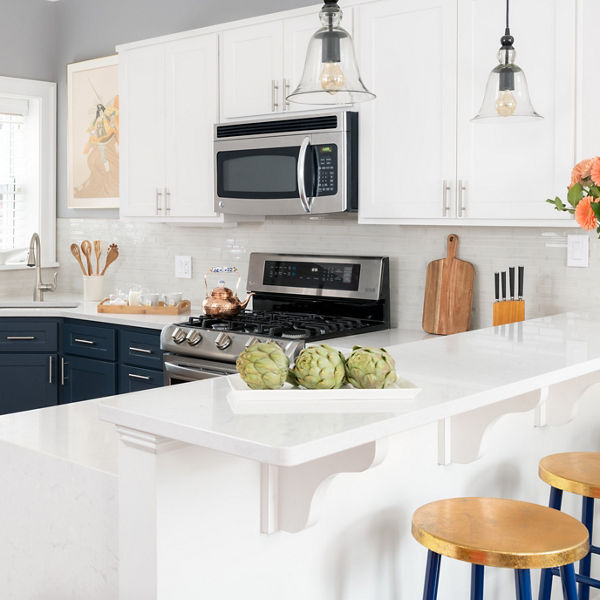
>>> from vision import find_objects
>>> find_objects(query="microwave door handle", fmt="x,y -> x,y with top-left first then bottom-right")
297,136 -> 313,214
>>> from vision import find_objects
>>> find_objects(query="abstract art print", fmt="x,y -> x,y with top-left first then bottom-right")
67,55 -> 119,208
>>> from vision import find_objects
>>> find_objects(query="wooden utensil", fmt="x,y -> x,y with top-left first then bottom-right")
101,243 -> 119,275
80,240 -> 93,276
70,243 -> 88,276
93,240 -> 102,275
422,234 -> 475,335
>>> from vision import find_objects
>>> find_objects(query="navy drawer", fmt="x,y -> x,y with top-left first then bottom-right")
61,355 -> 117,403
118,364 -> 163,393
63,321 -> 116,361
0,319 -> 58,352
119,328 -> 162,369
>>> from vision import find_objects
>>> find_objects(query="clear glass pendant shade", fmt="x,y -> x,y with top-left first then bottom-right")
472,45 -> 542,122
286,3 -> 375,105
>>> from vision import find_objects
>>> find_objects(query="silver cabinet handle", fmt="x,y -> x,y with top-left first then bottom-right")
74,338 -> 95,345
271,80 -> 280,112
156,188 -> 163,215
457,180 -> 467,218
60,357 -> 67,386
49,355 -> 53,384
6,336 -> 36,340
297,136 -> 313,214
442,180 -> 451,217
129,373 -> 151,381
165,188 -> 171,216
129,346 -> 152,354
283,79 -> 291,111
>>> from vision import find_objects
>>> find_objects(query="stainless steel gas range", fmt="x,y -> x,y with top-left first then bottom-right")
161,253 -> 390,385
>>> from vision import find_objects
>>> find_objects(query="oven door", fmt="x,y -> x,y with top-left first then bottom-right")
163,353 -> 237,385
214,131 -> 346,216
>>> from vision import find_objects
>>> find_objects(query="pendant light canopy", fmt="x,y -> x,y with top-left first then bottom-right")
472,0 -> 542,122
286,0 -> 375,105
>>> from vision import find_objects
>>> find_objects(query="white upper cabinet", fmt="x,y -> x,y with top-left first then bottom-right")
456,0 -> 575,222
356,0 -> 457,221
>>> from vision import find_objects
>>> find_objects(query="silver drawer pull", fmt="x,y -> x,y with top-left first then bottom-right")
74,338 -> 95,345
129,373 -> 151,381
129,346 -> 152,354
49,355 -> 53,384
6,336 -> 36,340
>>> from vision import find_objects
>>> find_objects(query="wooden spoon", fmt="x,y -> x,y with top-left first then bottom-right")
101,243 -> 119,276
93,240 -> 102,275
80,240 -> 93,276
70,243 -> 87,276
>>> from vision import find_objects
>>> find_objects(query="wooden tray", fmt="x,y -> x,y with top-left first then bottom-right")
97,298 -> 191,315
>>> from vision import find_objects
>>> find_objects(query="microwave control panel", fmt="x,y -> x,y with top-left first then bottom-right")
314,144 -> 338,197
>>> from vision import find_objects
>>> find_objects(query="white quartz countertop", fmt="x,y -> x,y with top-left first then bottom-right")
99,311 -> 600,466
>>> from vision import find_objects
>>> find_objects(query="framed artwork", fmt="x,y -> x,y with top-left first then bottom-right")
67,55 -> 119,209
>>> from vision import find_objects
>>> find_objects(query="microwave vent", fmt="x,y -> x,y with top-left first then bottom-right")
216,115 -> 339,138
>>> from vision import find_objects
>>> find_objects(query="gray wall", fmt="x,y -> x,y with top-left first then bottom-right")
54,0 -> 318,218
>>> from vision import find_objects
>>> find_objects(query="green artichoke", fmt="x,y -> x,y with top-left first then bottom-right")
236,342 -> 289,390
345,346 -> 397,389
292,344 -> 346,389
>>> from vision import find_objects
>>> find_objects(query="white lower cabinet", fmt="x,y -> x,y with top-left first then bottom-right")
119,34 -> 224,222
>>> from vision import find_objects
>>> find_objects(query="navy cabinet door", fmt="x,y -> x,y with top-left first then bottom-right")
0,353 -> 58,414
61,355 -> 117,404
118,364 -> 163,393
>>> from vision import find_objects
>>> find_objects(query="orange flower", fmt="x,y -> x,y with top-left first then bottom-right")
575,196 -> 598,231
571,158 -> 594,187
591,157 -> 600,186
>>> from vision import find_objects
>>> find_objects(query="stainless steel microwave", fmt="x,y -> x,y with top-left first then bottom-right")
213,111 -> 358,216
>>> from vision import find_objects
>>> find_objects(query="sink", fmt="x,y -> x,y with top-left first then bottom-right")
0,301 -> 80,309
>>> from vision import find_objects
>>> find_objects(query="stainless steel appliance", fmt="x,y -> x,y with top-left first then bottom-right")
214,111 -> 358,216
161,252 -> 390,385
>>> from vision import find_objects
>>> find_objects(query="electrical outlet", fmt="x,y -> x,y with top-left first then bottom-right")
567,235 -> 589,268
175,255 -> 192,279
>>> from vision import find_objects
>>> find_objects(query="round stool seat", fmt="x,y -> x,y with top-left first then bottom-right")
412,497 -> 589,569
539,452 -> 600,499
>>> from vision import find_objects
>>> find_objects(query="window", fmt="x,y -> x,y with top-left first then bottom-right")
0,77 -> 56,269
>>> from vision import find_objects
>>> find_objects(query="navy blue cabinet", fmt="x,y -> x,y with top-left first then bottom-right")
61,355 -> 117,404
118,364 -> 163,393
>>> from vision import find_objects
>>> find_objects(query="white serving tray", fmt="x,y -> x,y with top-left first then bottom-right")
226,374 -> 422,414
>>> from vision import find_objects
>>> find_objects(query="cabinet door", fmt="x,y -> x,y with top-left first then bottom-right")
0,354 -> 57,415
456,0 -> 575,221
61,355 -> 117,404
164,35 -> 220,218
220,22 -> 283,119
282,10 -> 354,113
119,45 -> 166,217
356,0 -> 457,221
118,365 -> 163,394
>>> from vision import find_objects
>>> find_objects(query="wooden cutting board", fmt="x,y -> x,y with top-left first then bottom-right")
422,234 -> 474,335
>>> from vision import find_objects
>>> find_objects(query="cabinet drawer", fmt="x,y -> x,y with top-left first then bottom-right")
0,320 -> 58,352
63,321 -> 116,361
118,364 -> 163,394
119,328 -> 162,369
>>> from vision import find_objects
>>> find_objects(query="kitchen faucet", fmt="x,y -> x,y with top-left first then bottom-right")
26,232 -> 57,301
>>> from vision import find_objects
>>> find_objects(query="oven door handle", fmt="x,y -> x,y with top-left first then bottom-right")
164,361 -> 234,379
297,136 -> 313,214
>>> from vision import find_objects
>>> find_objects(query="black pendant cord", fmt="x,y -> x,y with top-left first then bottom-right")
505,0 -> 510,35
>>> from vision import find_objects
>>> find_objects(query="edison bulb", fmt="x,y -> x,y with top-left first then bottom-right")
496,90 -> 517,116
319,62 -> 345,94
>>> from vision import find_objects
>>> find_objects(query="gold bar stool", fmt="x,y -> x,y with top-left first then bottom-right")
539,452 -> 600,600
412,497 -> 589,600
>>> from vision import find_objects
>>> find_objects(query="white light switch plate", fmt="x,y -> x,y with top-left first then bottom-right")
567,235 -> 589,268
175,255 -> 192,279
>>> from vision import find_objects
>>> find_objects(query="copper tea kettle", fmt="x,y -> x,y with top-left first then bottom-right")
202,266 -> 254,318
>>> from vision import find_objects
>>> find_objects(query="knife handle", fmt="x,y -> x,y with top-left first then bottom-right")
501,271 -> 507,300
494,272 -> 500,302
509,267 -> 515,300
518,266 -> 524,300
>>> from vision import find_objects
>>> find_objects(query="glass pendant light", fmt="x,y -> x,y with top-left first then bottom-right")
472,0 -> 542,121
286,0 -> 375,105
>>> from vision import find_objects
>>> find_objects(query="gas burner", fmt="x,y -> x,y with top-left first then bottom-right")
281,329 -> 309,339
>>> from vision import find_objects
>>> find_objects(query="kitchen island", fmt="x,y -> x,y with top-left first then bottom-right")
1,312 -> 599,599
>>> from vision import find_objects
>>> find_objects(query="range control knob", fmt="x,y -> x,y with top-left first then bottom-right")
214,332 -> 232,351
186,330 -> 203,346
171,327 -> 187,344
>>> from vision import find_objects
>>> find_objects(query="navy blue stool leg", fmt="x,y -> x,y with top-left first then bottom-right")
578,496 -> 594,600
561,564 -> 578,600
422,550 -> 441,600
539,487 -> 564,600
515,569 -> 533,600
471,564 -> 484,600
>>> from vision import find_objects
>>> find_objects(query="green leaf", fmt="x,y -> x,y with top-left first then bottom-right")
591,202 -> 600,220
568,183 -> 584,208
590,185 -> 600,199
